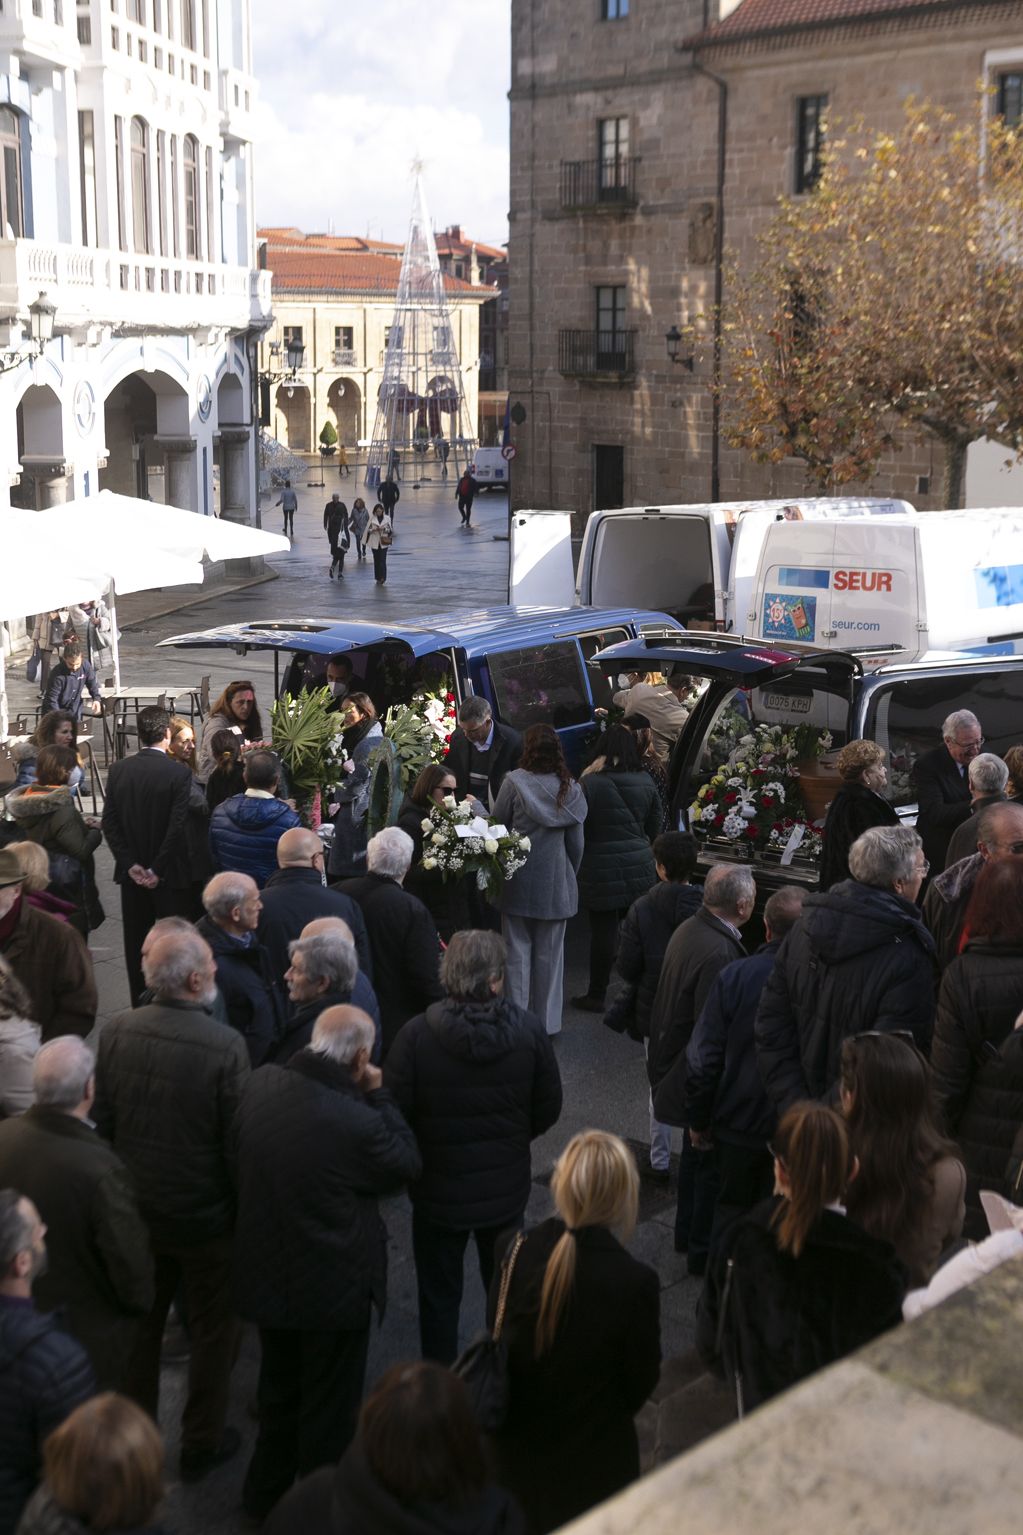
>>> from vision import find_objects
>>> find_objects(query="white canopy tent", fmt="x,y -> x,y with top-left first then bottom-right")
1,494 -> 289,738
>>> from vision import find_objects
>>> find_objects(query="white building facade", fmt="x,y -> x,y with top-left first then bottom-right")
0,0 -> 270,518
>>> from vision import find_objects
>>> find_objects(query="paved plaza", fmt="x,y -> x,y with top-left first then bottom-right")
5,472 -> 705,1534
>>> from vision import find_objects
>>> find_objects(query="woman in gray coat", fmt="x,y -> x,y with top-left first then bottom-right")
492,725 -> 587,1036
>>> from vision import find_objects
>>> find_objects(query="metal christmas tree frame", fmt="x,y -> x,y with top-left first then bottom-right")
365,169 -> 478,489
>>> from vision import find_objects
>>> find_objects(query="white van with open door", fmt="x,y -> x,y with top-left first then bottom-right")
509,498 -> 913,624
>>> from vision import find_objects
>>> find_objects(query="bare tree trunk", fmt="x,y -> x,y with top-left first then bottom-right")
942,437 -> 968,509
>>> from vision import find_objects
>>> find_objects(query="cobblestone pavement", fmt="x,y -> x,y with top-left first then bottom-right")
8,473 -> 705,1532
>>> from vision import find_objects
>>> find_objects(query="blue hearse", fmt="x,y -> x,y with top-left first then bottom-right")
159,606 -> 683,769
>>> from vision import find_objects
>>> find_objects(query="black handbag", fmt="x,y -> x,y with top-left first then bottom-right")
452,1230 -> 525,1431
25,644 -> 40,684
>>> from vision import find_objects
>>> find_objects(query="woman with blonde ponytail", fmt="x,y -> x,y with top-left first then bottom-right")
698,1101 -> 907,1413
487,1131 -> 660,1534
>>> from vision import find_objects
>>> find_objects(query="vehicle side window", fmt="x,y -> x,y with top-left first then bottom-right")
489,642 -> 591,730
577,628 -> 629,708
868,671 -> 1023,807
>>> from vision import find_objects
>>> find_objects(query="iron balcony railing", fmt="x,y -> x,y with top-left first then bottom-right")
560,157 -> 639,210
558,329 -> 636,377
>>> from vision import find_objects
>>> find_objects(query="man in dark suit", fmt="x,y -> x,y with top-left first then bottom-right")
445,696 -> 522,809
912,709 -> 984,874
259,828 -> 372,981
101,704 -> 193,1005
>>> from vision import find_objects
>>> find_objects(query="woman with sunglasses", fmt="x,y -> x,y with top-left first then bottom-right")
932,857 -> 1023,1235
840,1032 -> 964,1286
196,679 -> 265,783
698,1101 -> 905,1413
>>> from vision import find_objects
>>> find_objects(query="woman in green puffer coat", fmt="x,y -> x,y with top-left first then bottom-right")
4,744 -> 104,932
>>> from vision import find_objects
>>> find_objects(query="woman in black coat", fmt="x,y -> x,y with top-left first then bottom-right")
396,763 -> 474,942
488,1131 -> 661,1535
698,1101 -> 905,1412
931,858 -> 1023,1233
819,739 -> 899,890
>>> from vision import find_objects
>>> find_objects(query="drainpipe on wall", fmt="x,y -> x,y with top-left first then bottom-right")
684,50 -> 728,504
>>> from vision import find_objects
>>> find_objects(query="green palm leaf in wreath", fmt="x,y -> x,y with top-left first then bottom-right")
270,687 -> 342,798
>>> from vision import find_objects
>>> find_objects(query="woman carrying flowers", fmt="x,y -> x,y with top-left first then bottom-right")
397,764 -> 479,941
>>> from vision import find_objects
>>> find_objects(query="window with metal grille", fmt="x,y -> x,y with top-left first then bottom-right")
998,72 -> 1023,126
795,94 -> 827,193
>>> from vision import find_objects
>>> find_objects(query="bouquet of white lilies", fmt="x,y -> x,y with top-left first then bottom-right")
420,794 -> 530,898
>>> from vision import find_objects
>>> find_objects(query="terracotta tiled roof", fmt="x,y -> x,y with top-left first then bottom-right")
257,229 -> 404,256
435,231 -> 507,263
688,0 -> 993,46
265,247 -> 494,298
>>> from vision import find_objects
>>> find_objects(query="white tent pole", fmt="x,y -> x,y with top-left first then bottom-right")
0,641 -> 8,741
107,583 -> 122,692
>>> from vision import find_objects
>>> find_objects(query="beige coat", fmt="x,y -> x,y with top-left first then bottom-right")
612,680 -> 687,762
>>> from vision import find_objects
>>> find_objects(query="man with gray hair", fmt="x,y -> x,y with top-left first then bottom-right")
912,707 -> 984,873
93,926 -> 250,1483
0,1038 -> 152,1390
336,828 -> 443,1055
757,825 -> 935,1113
273,919 -> 380,1066
943,752 -> 1009,870
647,862 -> 755,1273
196,872 -> 283,1065
923,798 -> 1023,967
233,1005 -> 420,1521
445,695 -> 522,807
385,930 -> 562,1363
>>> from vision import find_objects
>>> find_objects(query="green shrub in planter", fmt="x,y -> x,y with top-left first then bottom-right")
319,420 -> 338,454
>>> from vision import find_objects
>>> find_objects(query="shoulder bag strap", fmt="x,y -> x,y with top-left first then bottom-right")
492,1230 -> 527,1341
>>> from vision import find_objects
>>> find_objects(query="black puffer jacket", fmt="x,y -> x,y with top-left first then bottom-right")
818,781 -> 899,891
195,916 -> 284,1066
233,1049 -> 421,1330
335,873 -> 443,1054
93,1001 -> 251,1247
577,771 -> 660,912
16,1485 -> 169,1535
697,1197 -> 905,1411
931,941 -> 1023,1205
683,942 -> 782,1146
755,881 -> 937,1111
0,1300 -> 95,1535
384,997 -> 562,1229
603,881 -> 703,1039
396,795 -> 472,943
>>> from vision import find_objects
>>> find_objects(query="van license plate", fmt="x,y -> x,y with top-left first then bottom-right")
762,691 -> 811,714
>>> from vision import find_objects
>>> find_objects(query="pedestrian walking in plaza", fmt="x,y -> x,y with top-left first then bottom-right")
456,468 -> 478,527
234,1005 -> 420,1522
41,641 -> 102,725
364,504 -> 392,584
488,1131 -> 660,1535
196,679 -> 266,785
30,612 -> 68,699
337,442 -> 349,478
492,725 -> 587,1035
349,497 -> 370,561
17,1393 -> 166,1535
0,848 -> 97,1042
263,1362 -> 525,1535
0,1190 -> 96,1534
276,479 -> 297,536
572,726 -> 660,1013
603,831 -> 702,1181
819,739 -> 900,891
840,1031 -> 965,1286
101,706 -> 194,1006
93,926 -> 250,1484
259,827 -> 371,980
379,477 -> 400,524
0,1037 -> 153,1391
756,825 -> 935,1112
649,864 -> 755,1272
697,1102 -> 905,1412
208,749 -> 301,890
196,872 -> 283,1065
324,493 -> 350,579
385,930 -> 562,1363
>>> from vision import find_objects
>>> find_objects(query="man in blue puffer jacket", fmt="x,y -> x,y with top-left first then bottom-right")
209,750 -> 300,889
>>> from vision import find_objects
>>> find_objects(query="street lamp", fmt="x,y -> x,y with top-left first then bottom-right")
665,324 -> 694,371
0,291 -> 56,373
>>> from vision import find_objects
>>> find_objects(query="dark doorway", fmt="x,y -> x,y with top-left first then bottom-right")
593,444 -> 624,510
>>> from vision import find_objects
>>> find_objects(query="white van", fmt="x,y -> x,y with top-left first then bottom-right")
748,509 -> 1023,652
509,497 -> 914,621
469,448 -> 510,490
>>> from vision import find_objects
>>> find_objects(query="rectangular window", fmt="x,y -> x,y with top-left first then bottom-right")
596,283 -> 626,343
598,116 -> 629,193
489,643 -> 591,731
126,0 -> 145,19
113,115 -> 127,251
78,109 -> 97,246
154,0 -> 162,29
76,14 -> 91,41
592,444 -> 624,511
183,135 -> 199,257
334,325 -> 354,351
795,94 -> 827,193
283,325 -> 303,350
130,118 -> 150,254
205,144 -> 214,261
170,134 -> 180,256
998,72 -> 1023,127
867,673 -> 1023,808
156,129 -> 167,255
601,0 -> 629,16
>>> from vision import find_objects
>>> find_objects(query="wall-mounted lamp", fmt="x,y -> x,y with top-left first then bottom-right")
0,292 -> 57,374
665,324 -> 694,371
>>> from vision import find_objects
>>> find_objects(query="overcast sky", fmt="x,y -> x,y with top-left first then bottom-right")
250,0 -> 512,249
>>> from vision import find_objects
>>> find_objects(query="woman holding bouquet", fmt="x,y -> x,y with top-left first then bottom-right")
492,725 -> 587,1035
398,764 -> 479,942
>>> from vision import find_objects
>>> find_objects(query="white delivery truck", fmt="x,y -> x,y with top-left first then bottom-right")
748,509 -> 1023,652
509,497 -> 915,623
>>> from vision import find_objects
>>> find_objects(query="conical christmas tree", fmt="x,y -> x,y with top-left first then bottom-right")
365,169 -> 478,490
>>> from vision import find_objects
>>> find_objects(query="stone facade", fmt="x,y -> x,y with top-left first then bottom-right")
508,0 -> 1023,527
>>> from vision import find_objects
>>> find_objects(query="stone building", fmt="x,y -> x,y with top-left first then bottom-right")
0,0 -> 269,519
257,228 -> 495,457
508,0 -> 1023,526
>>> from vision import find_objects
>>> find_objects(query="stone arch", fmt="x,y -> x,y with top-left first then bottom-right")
217,370 -> 246,427
13,384 -> 67,507
327,377 -> 361,448
274,383 -> 311,452
99,368 -> 191,504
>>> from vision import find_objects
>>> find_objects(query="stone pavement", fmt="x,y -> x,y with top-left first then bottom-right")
6,474 -> 709,1533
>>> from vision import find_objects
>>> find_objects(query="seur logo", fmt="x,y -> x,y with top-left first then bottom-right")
833,570 -> 893,592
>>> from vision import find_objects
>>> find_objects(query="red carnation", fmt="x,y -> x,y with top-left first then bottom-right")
724,792 -> 738,804
762,795 -> 774,806
745,824 -> 758,838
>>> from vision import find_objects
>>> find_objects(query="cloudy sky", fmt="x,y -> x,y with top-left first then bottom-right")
250,0 -> 512,249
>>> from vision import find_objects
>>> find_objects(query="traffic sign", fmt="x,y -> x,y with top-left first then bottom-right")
501,444 -> 517,462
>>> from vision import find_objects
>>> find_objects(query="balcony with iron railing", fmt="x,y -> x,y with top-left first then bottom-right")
332,348 -> 358,368
558,328 -> 636,379
559,157 -> 639,211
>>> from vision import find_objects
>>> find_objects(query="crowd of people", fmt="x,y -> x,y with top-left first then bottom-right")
1,679 -> 1023,1535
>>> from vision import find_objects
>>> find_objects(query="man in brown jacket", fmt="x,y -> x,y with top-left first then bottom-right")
0,849 -> 97,1040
